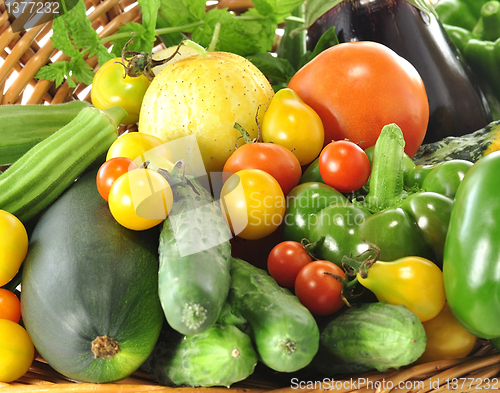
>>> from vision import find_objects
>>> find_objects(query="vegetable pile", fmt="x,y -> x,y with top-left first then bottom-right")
3,0 -> 500,388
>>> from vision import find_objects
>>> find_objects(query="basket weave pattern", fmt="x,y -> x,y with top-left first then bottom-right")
1,0 -> 500,391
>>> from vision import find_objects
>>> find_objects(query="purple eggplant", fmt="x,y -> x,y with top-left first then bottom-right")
306,0 -> 492,144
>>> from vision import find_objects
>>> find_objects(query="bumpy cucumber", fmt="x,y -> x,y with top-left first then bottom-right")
220,258 -> 319,373
413,119 -> 500,165
142,322 -> 257,387
314,302 -> 426,374
0,100 -> 91,165
0,105 -> 126,223
158,162 -> 232,336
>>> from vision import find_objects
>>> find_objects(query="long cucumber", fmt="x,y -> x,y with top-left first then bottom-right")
0,101 -> 91,165
158,161 -> 232,336
0,105 -> 126,223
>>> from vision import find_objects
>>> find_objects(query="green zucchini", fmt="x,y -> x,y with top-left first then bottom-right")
158,161 -> 232,336
413,119 -> 500,165
21,167 -> 164,383
313,302 -> 426,374
220,258 -> 319,373
0,100 -> 91,166
0,105 -> 126,223
142,322 -> 257,387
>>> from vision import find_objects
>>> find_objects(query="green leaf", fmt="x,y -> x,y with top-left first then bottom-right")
247,52 -> 296,84
158,0 -> 206,27
191,8 -> 277,56
35,62 -> 71,87
110,23 -> 149,57
307,26 -> 339,62
252,0 -> 305,23
405,0 -> 439,18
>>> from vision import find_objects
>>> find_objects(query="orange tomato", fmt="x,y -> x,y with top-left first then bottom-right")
287,41 -> 429,158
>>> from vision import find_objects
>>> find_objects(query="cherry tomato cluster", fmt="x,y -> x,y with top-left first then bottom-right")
96,132 -> 175,231
0,210 -> 35,383
267,241 -> 345,316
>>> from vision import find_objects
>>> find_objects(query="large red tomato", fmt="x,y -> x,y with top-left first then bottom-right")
287,41 -> 429,158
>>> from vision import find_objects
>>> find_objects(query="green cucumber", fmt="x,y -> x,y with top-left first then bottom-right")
220,258 -> 319,373
0,100 -> 91,165
0,105 -> 125,223
21,167 -> 164,383
158,161 -> 232,336
313,302 -> 426,374
142,322 -> 257,387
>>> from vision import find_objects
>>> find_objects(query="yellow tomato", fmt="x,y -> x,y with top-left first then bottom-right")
106,132 -> 174,171
0,319 -> 34,382
108,168 -> 174,231
261,88 -> 325,166
357,256 -> 446,322
220,169 -> 286,240
0,210 -> 28,287
417,302 -> 477,364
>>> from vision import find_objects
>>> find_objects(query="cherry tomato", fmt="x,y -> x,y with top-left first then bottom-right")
108,168 -> 174,231
287,41 -> 429,158
0,210 -> 28,287
220,169 -> 286,240
0,289 -> 21,323
318,140 -> 371,193
267,241 -> 313,288
416,302 -> 477,364
0,319 -> 34,382
223,142 -> 302,196
294,260 -> 345,316
96,157 -> 139,201
91,57 -> 151,125
261,88 -> 324,166
106,132 -> 174,171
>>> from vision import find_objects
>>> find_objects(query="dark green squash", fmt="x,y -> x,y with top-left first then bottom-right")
20,167 -> 164,383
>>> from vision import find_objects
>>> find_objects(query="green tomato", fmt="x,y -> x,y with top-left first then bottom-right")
91,57 -> 151,125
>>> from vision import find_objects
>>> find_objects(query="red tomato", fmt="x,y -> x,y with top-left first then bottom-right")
96,157 -> 139,201
294,260 -> 345,316
318,140 -> 371,193
287,41 -> 429,158
267,241 -> 313,288
0,288 -> 21,323
222,142 -> 302,196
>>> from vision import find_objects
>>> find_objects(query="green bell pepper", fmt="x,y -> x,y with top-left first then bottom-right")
283,124 -> 473,268
444,150 -> 500,339
436,0 -> 500,118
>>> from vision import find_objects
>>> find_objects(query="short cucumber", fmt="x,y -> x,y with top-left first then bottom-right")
0,105 -> 126,223
0,100 -> 91,165
142,322 -> 257,387
313,302 -> 426,374
220,258 -> 319,373
158,162 -> 232,336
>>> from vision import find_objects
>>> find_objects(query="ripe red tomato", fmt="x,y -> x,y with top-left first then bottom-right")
222,142 -> 302,196
287,41 -> 429,158
318,140 -> 371,193
96,157 -> 139,201
294,260 -> 345,316
267,241 -> 313,288
0,288 -> 21,323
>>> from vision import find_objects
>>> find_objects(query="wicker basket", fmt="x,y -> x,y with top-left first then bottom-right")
1,0 -> 500,391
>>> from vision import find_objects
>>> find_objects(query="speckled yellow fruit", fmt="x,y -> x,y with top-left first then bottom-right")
138,51 -> 275,174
